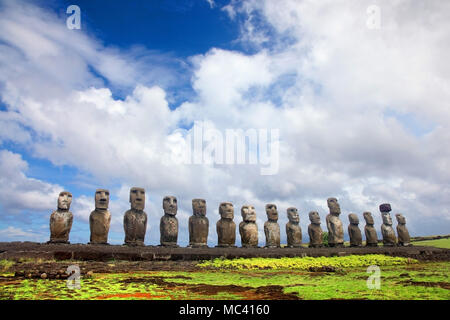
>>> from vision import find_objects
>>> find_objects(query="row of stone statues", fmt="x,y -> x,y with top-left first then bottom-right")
49,189 -> 411,247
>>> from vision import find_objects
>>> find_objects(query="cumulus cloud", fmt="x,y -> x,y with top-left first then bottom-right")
0,226 -> 45,242
0,150 -> 62,215
0,0 -> 449,245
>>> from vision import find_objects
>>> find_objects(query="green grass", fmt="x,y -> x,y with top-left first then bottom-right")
0,260 -> 15,272
0,256 -> 448,300
412,238 -> 450,249
198,255 -> 417,270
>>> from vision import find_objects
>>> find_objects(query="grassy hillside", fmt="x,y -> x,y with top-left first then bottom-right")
411,238 -> 450,249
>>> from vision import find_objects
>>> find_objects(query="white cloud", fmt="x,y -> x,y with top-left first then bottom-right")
0,150 -> 62,214
205,0 -> 215,9
0,226 -> 45,242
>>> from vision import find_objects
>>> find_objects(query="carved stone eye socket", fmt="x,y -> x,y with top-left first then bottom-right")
173,199 -> 177,203
105,192 -> 109,196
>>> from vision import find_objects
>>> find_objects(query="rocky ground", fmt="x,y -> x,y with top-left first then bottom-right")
1,241 -> 448,279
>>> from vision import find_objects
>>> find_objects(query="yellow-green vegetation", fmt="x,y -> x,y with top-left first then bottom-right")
412,238 -> 450,249
197,255 -> 417,270
0,257 -> 448,300
0,260 -> 15,272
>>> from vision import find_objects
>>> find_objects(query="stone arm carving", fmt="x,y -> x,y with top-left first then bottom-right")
326,215 -> 333,241
308,225 -> 313,240
68,213 -> 73,232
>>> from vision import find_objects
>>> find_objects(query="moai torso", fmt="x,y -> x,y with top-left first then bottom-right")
123,187 -> 147,246
326,198 -> 344,247
380,203 -> 396,246
49,191 -> 73,243
396,214 -> 411,246
348,213 -> 362,247
308,211 -> 323,248
264,204 -> 280,248
160,196 -> 179,247
363,212 -> 378,246
189,199 -> 209,247
239,205 -> 258,247
89,189 -> 111,244
216,202 -> 236,247
286,207 -> 302,248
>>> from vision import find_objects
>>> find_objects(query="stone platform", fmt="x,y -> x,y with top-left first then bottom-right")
1,242 -> 449,262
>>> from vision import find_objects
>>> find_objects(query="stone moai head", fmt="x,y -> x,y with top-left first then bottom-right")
327,197 -> 341,215
219,202 -> 234,220
363,212 -> 374,225
57,191 -> 72,211
192,199 -> 206,217
95,189 -> 109,210
380,203 -> 393,225
309,211 -> 321,225
395,213 -> 406,225
382,212 -> 393,226
130,187 -> 145,211
287,207 -> 299,224
379,203 -> 392,213
265,204 -> 278,222
163,196 -> 177,216
348,213 -> 359,225
241,205 -> 256,222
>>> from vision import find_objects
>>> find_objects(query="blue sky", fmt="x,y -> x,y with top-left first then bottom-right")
0,0 -> 449,245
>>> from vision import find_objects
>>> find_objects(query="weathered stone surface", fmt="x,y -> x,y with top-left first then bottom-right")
49,191 -> 73,244
396,213 -> 412,247
239,205 -> 258,248
124,187 -> 147,246
160,196 -> 179,247
326,198 -> 344,247
363,211 -> 378,247
286,207 -> 302,248
216,202 -> 236,247
188,199 -> 209,247
89,189 -> 111,245
264,204 -> 280,248
348,213 -> 362,247
380,204 -> 396,246
308,211 -> 323,248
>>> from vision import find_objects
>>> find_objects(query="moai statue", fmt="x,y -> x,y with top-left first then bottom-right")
286,207 -> 302,248
380,203 -> 396,247
123,187 -> 147,246
188,199 -> 209,247
48,191 -> 73,244
239,205 -> 258,247
326,197 -> 344,247
396,214 -> 412,246
308,211 -> 323,248
89,189 -> 111,245
363,211 -> 378,247
264,204 -> 281,248
348,213 -> 362,247
160,196 -> 179,247
216,202 -> 236,247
